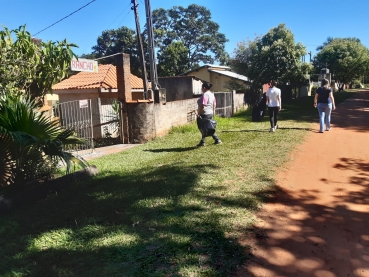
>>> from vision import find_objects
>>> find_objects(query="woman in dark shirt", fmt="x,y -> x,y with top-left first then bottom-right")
314,79 -> 336,133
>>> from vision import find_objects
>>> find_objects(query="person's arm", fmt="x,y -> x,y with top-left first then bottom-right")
278,94 -> 281,111
329,93 -> 336,110
213,99 -> 216,115
266,96 -> 269,106
314,93 -> 318,108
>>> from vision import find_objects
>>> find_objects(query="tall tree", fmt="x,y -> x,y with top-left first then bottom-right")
152,4 -> 229,71
157,41 -> 190,76
85,26 -> 143,76
313,38 -> 369,89
229,24 -> 310,104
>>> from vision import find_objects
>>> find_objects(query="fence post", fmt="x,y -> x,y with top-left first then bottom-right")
89,99 -> 94,150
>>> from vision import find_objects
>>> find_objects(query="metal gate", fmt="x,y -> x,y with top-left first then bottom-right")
214,92 -> 233,117
53,98 -> 122,156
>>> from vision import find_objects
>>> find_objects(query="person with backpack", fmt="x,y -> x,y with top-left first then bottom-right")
314,79 -> 336,133
196,82 -> 222,147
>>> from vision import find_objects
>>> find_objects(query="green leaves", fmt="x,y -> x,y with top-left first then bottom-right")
152,4 -> 229,72
0,25 -> 78,99
314,38 -> 369,85
0,93 -> 86,187
230,23 -> 311,102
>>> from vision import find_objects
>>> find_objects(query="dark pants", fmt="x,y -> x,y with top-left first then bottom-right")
268,107 -> 279,128
198,114 -> 220,143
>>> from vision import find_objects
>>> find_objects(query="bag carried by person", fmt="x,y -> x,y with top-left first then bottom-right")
197,117 -> 217,137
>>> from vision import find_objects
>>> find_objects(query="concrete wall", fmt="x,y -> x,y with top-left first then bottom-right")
233,91 -> 246,113
126,98 -> 197,142
158,76 -> 195,101
126,90 -> 246,143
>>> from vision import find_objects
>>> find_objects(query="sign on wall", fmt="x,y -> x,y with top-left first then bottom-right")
71,58 -> 98,73
79,99 -> 89,108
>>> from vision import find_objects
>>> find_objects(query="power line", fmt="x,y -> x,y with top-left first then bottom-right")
32,0 -> 97,37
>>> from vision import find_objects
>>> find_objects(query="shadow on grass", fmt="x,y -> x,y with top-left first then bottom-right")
144,146 -> 198,153
0,162 -> 265,277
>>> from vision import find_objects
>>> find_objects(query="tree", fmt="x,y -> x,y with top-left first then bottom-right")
0,25 -> 77,100
0,25 -> 85,188
157,41 -> 190,76
313,38 -> 369,90
152,4 -> 228,72
85,26 -> 143,76
0,94 -> 85,187
229,24 -> 310,104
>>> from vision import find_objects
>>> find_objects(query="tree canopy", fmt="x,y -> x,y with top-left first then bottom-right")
229,24 -> 310,103
0,25 -> 77,99
83,26 -> 143,76
313,37 -> 369,86
152,4 -> 229,73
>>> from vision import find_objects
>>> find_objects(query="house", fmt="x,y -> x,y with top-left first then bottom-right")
51,64 -> 148,103
182,64 -> 249,92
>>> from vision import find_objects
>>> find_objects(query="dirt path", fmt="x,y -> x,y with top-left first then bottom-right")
236,90 -> 369,277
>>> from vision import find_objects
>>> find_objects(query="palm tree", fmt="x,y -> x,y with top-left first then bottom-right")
0,93 -> 86,188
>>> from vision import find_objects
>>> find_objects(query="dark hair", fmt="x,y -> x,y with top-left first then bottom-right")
321,78 -> 329,86
202,82 -> 213,90
270,80 -> 277,87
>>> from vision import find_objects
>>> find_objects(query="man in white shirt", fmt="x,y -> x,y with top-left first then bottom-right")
266,80 -> 282,132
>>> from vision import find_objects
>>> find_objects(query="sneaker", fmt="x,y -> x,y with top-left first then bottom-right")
269,128 -> 275,132
197,142 -> 205,147
214,140 -> 222,145
275,124 -> 278,129
326,128 -> 331,131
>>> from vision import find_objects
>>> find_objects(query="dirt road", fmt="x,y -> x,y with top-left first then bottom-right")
237,90 -> 369,277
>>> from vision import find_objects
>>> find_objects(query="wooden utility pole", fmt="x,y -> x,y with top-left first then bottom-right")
131,0 -> 149,99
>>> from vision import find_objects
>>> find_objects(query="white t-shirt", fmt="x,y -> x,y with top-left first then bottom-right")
266,87 -> 281,107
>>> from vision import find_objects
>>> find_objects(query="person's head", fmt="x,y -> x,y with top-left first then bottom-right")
201,82 -> 213,92
321,78 -> 330,88
270,80 -> 277,87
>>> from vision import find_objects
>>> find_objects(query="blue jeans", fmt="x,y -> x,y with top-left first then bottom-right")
317,103 -> 332,132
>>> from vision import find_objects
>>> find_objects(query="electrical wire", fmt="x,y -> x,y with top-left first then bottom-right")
32,0 -> 97,37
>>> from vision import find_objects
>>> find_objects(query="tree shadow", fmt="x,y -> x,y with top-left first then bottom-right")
236,157 -> 369,276
0,162 -> 263,276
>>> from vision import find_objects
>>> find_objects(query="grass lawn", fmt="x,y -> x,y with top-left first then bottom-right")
0,91 -> 355,277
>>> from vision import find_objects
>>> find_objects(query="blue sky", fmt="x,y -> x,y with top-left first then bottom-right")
1,0 -> 368,62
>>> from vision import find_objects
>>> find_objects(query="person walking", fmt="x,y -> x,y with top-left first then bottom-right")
196,82 -> 222,146
314,78 -> 336,133
266,80 -> 282,132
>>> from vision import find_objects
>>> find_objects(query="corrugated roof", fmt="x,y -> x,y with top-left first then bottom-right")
181,64 -> 231,76
52,64 -> 147,90
208,69 -> 249,82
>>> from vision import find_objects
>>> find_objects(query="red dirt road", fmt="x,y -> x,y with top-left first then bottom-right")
237,91 -> 369,277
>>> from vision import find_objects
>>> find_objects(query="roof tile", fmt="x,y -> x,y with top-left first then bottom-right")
52,64 -> 147,90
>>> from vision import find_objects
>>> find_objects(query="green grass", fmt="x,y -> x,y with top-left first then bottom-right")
0,91 -> 355,277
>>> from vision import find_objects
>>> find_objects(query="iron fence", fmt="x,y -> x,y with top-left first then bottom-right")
53,98 -> 122,156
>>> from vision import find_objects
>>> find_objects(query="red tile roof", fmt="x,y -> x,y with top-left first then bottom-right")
52,64 -> 147,90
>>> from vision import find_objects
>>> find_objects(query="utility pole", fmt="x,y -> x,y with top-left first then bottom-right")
144,0 -> 159,90
308,51 -> 312,63
131,0 -> 149,99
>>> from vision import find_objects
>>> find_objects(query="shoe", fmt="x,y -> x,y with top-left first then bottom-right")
197,142 -> 205,147
275,124 -> 278,129
326,128 -> 331,131
214,140 -> 222,145
269,128 -> 275,132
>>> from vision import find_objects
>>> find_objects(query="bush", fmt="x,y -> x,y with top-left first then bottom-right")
310,85 -> 318,97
